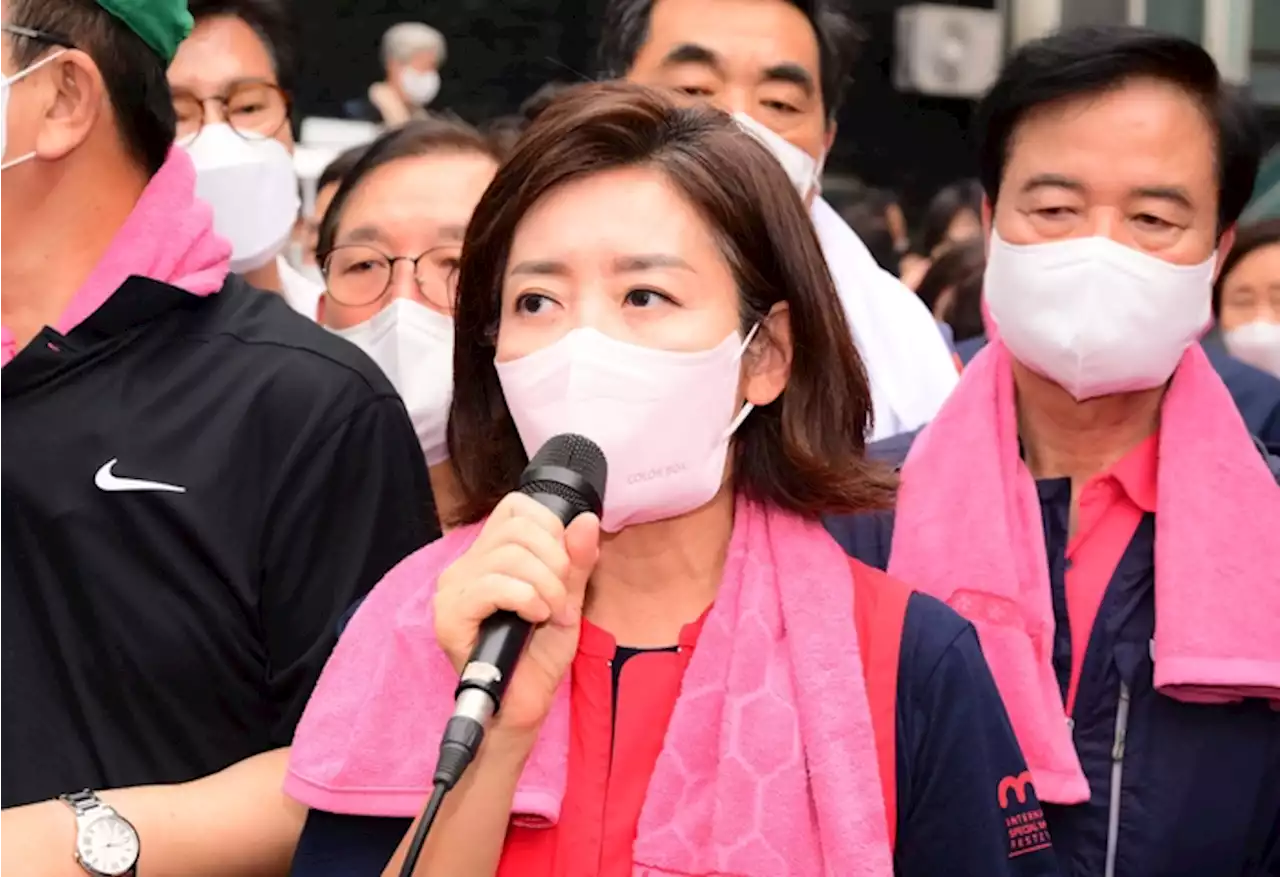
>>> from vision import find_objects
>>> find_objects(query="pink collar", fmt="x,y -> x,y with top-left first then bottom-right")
2,147 -> 230,367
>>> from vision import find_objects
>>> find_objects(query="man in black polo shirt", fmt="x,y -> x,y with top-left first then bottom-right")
1,0 -> 438,873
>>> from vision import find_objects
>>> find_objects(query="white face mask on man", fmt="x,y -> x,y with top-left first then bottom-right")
731,111 -> 824,202
984,231 -> 1216,401
331,299 -> 455,466
179,124 -> 301,275
1224,320 -> 1280,378
398,69 -> 440,107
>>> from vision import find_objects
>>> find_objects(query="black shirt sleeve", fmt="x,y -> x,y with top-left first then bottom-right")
895,594 -> 1061,877
259,395 -> 440,744
291,810 -> 410,876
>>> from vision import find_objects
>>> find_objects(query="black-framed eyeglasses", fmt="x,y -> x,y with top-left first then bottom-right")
171,81 -> 292,142
322,244 -> 459,310
2,24 -> 75,50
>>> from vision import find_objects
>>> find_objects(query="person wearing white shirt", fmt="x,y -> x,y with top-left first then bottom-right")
601,0 -> 959,439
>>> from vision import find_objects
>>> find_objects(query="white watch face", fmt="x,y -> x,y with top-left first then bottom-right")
77,815 -> 139,875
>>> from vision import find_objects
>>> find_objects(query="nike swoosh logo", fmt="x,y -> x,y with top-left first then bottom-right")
94,459 -> 187,494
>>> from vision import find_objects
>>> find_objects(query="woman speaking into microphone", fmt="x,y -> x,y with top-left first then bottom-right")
284,83 -> 1056,877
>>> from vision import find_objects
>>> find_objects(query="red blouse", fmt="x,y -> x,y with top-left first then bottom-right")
496,615 -> 705,877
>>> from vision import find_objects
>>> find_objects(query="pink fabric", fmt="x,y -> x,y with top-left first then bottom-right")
888,338 -> 1280,805
286,498 -> 895,877
1,148 -> 230,366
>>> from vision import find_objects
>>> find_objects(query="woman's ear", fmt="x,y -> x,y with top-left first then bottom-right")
743,301 -> 792,407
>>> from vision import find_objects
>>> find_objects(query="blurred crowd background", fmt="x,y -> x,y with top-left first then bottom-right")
289,0 -> 1280,222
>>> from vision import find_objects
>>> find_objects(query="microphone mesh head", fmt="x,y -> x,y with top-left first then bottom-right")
527,434 -> 608,501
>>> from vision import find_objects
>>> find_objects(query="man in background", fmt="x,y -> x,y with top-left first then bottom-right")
833,26 -> 1280,875
168,0 -> 322,315
289,142 -> 369,289
599,0 -> 959,439
346,21 -> 447,126
1,0 -> 436,872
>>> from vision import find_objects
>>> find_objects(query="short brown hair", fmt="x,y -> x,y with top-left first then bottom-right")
447,81 -> 894,525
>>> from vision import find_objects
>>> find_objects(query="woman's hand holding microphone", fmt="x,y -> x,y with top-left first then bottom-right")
434,492 -> 600,737
387,496 -> 598,876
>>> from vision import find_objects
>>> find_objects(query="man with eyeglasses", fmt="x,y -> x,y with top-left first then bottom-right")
167,0 -> 322,317
316,117 -> 504,525
1,1 -> 438,873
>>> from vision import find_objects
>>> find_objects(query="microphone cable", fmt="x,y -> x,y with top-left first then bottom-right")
399,778 -> 450,875
398,781 -> 448,877
397,721 -> 480,876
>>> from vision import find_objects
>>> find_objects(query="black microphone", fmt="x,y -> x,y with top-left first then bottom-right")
431,433 -> 607,791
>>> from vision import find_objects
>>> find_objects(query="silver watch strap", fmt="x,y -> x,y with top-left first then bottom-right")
60,789 -> 105,817
60,790 -> 138,877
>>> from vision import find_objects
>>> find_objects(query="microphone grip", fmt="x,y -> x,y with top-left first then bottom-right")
454,610 -> 533,710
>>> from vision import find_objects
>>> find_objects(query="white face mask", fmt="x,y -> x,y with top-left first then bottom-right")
496,326 -> 757,533
1,50 -> 67,171
284,240 -> 326,287
731,111 -> 824,202
180,124 -> 301,275
331,299 -> 455,465
399,69 -> 440,106
1224,320 -> 1280,378
297,262 -> 326,287
985,231 -> 1215,401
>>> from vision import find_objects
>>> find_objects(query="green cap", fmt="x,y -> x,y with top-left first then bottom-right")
95,0 -> 193,65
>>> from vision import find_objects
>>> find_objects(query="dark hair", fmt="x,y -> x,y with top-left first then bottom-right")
316,143 -> 369,195
915,239 -> 985,343
854,186 -> 901,220
596,0 -> 861,121
919,179 -> 983,256
481,116 -> 524,158
186,0 -> 295,94
839,198 -> 900,277
1213,218 -> 1280,316
975,25 -> 1262,235
480,83 -> 581,158
9,0 -> 175,175
520,81 -> 578,123
317,117 -> 502,258
447,81 -> 894,526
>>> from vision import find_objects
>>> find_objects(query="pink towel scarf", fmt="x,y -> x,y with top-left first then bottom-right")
889,338 -> 1280,805
50,147 -> 230,329
286,497 -> 895,877
1,147 -> 230,366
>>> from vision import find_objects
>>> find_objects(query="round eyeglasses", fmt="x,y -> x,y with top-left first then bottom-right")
172,81 -> 291,142
322,244 -> 459,311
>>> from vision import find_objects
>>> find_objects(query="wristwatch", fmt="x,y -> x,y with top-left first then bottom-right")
59,790 -> 140,877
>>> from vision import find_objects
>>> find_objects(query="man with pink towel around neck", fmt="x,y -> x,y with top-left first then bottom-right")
829,24 -> 1280,877
1,1 -> 436,874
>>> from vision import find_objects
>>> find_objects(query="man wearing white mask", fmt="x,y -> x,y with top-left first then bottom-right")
599,0 -> 959,440
317,117 -> 501,525
347,22 -> 446,128
830,26 -> 1280,877
167,0 -> 322,318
